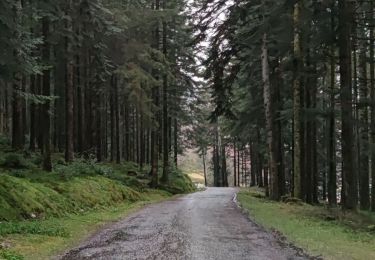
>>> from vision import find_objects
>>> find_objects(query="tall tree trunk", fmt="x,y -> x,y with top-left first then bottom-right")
110,76 -> 116,162
96,96 -> 102,162
140,112 -> 145,169
213,119 -> 221,187
221,142 -> 228,187
311,64 -> 319,203
12,77 -> 23,150
274,61 -> 285,197
358,21 -> 370,210
203,150 -> 207,187
249,142 -> 256,187
29,74 -> 36,151
264,165 -> 269,191
233,142 -> 237,187
0,83 -> 5,134
173,118 -> 178,166
76,9 -> 84,155
115,77 -> 121,164
257,129 -> 264,188
237,144 -> 240,187
338,0 -> 357,210
124,103 -> 130,161
293,1 -> 302,199
150,0 -> 161,188
11,0 -> 23,150
42,15 -> 52,172
328,4 -> 337,206
305,65 -> 313,204
161,1 -> 169,182
77,55 -> 84,154
65,0 -> 74,162
36,74 -> 43,151
241,150 -> 245,186
370,0 -> 375,212
262,33 -> 279,200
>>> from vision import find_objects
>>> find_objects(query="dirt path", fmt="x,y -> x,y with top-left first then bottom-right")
60,188 -> 310,260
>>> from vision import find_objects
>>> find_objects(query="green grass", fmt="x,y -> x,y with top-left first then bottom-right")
237,189 -> 375,260
0,190 -> 171,260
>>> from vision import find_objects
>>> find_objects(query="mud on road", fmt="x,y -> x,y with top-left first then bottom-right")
59,188 -> 312,260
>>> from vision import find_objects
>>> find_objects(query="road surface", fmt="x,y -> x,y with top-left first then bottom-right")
60,188 -> 310,260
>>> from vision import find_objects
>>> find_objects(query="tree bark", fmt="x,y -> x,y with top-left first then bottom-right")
12,76 -> 23,150
110,75 -> 116,162
150,0 -> 161,188
221,142 -> 228,187
338,0 -> 357,210
262,33 -> 279,200
370,0 -> 375,212
161,1 -> 169,182
173,118 -> 178,166
11,0 -> 23,150
42,15 -> 52,172
358,20 -> 370,210
65,0 -> 74,162
115,77 -> 121,164
292,2 -> 302,199
328,4 -> 337,206
233,142 -> 237,187
29,74 -> 36,151
203,150 -> 207,187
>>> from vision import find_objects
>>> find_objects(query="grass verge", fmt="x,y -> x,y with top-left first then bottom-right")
0,190 -> 171,260
237,189 -> 375,260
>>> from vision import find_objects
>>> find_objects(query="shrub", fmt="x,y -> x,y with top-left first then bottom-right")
0,153 -> 30,169
54,159 -> 113,178
29,153 -> 43,167
122,176 -> 148,191
0,135 -> 11,150
159,164 -> 196,194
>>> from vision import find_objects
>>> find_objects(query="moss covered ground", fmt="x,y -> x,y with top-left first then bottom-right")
0,139 -> 195,259
0,151 -> 194,222
0,190 -> 171,260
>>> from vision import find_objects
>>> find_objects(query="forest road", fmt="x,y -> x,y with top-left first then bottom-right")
60,188 -> 310,260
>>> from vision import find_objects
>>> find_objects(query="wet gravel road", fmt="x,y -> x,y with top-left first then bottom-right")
60,188 -> 309,260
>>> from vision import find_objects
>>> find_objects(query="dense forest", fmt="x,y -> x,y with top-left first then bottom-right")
1,0 -> 375,217
1,0 -> 375,259
0,0 -> 198,188
191,0 -> 375,212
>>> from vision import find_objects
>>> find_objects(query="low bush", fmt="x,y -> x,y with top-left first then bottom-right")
54,159 -> 114,178
0,153 -> 31,169
159,164 -> 196,194
0,135 -> 11,150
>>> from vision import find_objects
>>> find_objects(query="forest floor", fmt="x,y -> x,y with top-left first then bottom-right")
60,188 -> 309,260
0,190 -> 171,260
0,148 -> 196,259
237,189 -> 375,260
